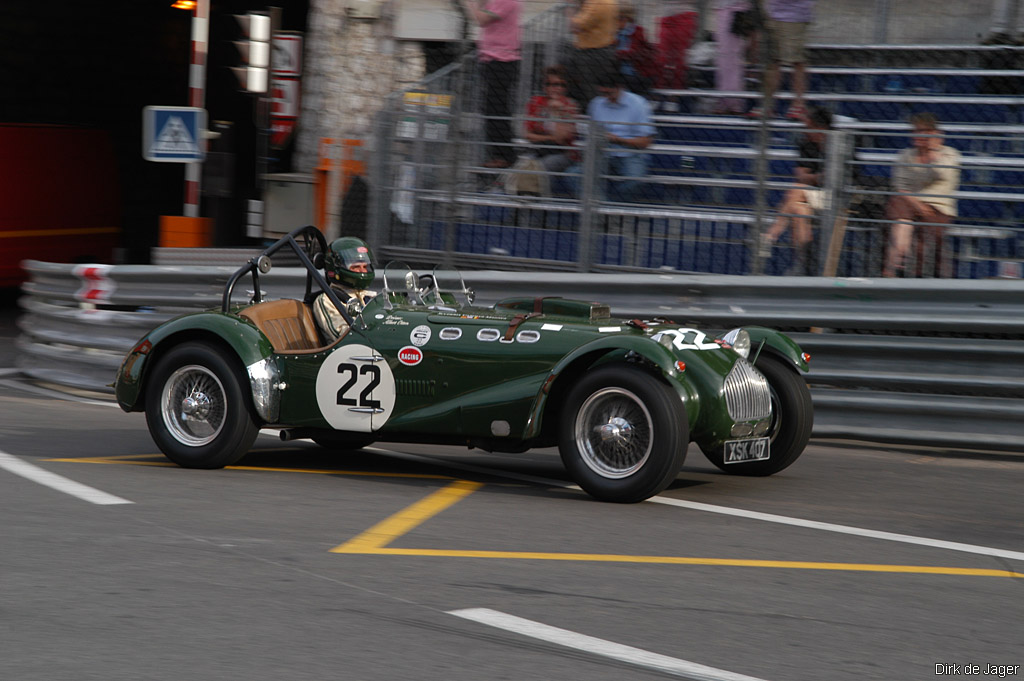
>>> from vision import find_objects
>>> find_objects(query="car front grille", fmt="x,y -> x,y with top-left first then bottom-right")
723,359 -> 771,422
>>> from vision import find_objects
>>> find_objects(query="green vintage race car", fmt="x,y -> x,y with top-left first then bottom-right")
114,226 -> 813,503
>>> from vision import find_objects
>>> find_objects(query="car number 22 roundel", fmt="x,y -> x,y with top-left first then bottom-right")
315,344 -> 396,432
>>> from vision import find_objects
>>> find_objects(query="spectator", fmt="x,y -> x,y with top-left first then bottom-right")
463,0 -> 522,168
657,1 -> 699,89
615,4 -> 659,96
759,106 -> 833,274
884,112 -> 961,278
567,0 -> 619,108
584,69 -> 656,202
713,0 -> 754,116
749,0 -> 815,120
523,65 -> 581,174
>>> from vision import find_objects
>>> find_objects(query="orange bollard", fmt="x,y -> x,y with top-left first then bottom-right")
313,137 -> 336,232
159,215 -> 212,247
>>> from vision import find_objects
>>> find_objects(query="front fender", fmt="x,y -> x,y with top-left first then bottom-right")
114,311 -> 275,412
744,326 -> 809,373
523,335 -> 699,440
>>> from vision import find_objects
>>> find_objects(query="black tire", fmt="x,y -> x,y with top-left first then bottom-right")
558,364 -> 688,503
144,342 -> 260,469
310,431 -> 377,451
713,354 -> 813,476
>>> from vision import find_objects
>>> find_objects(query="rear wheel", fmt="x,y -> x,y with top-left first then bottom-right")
559,364 -> 688,503
144,342 -> 259,469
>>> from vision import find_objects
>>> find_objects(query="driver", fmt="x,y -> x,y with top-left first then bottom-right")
313,237 -> 377,342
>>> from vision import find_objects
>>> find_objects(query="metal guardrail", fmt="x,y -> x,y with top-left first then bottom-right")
16,260 -> 1024,453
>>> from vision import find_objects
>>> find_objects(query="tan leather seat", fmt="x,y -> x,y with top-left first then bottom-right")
239,299 -> 323,353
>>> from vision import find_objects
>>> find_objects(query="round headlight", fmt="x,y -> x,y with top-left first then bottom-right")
721,328 -> 751,359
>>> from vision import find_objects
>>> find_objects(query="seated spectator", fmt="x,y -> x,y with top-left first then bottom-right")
884,112 -> 961,278
584,69 -> 656,202
615,4 -> 659,96
523,65 -> 581,175
759,106 -> 832,274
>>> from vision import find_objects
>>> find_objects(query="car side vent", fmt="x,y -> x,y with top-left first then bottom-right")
397,379 -> 436,397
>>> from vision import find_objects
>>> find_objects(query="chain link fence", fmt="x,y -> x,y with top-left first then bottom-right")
366,1 -> 1024,278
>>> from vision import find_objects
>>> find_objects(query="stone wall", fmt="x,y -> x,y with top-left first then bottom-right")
295,0 -> 426,172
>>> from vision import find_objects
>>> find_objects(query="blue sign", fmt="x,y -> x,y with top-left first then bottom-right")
143,106 -> 206,163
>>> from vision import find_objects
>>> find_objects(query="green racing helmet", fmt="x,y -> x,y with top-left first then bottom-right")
324,237 -> 374,289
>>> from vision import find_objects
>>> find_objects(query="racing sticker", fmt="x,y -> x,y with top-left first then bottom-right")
397,345 -> 423,366
651,328 -> 722,351
315,344 -> 396,432
410,324 -> 431,346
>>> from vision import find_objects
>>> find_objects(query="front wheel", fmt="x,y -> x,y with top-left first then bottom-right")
559,364 -> 688,503
144,342 -> 260,469
711,354 -> 813,476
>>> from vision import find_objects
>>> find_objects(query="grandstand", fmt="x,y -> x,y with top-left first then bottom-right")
369,22 -> 1024,279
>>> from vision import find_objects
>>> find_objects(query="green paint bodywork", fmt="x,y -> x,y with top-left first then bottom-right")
115,283 -> 806,456
114,310 -> 273,412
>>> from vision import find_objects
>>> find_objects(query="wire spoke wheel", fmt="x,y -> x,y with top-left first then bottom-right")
145,342 -> 259,469
575,388 -> 653,479
161,364 -> 227,447
559,364 -> 687,503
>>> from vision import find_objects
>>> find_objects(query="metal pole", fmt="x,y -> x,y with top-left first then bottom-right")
578,124 -> 601,272
751,0 -> 772,275
184,0 -> 209,218
873,0 -> 890,44
816,128 -> 849,276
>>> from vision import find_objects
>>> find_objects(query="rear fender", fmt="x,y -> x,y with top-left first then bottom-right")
523,336 -> 699,441
115,312 -> 275,413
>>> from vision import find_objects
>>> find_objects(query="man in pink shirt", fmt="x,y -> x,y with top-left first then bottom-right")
463,0 -> 522,168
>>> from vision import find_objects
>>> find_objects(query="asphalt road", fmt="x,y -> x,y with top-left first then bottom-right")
1,376 -> 1022,681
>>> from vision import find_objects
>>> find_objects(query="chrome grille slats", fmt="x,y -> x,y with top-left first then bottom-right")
724,359 -> 771,421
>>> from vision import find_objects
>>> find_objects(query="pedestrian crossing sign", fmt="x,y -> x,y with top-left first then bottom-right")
143,106 -> 206,162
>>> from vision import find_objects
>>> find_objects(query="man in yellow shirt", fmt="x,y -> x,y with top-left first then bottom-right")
567,0 -> 619,106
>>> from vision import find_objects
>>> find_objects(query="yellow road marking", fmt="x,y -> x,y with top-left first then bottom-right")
45,455 -> 451,479
48,456 -> 1023,579
331,483 -> 1022,579
332,480 -> 484,553
335,548 -> 1023,578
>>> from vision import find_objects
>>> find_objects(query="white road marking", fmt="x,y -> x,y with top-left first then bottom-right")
0,379 -> 119,408
448,608 -> 769,681
0,450 -> 133,505
649,497 -> 1024,563
364,447 -> 1024,563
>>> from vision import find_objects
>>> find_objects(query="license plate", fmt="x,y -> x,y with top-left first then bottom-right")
724,437 -> 770,464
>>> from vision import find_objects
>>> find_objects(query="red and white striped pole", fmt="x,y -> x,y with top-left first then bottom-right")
184,0 -> 210,218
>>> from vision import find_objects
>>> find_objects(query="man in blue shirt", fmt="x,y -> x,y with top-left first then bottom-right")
586,70 -> 656,202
